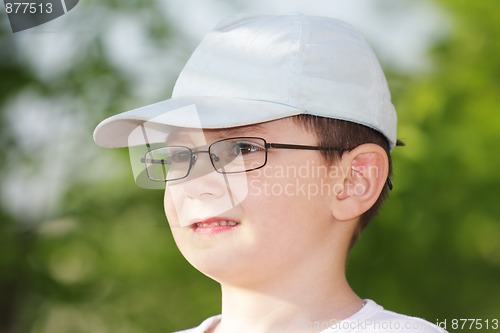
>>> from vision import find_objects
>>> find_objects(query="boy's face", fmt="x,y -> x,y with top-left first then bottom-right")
164,117 -> 348,285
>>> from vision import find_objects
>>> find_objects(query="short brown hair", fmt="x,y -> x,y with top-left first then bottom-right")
292,114 -> 395,249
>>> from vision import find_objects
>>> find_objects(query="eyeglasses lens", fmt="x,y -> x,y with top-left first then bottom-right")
210,138 -> 266,174
145,147 -> 191,181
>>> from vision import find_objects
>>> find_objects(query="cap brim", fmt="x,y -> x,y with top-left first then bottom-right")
93,96 -> 304,148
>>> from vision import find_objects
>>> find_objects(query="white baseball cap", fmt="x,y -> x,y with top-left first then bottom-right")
93,13 -> 397,149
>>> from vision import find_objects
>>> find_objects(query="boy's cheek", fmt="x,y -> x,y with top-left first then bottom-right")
163,173 -> 250,225
163,188 -> 180,226
163,186 -> 194,228
247,172 -> 338,202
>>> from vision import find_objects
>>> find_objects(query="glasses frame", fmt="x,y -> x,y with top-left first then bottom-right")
141,136 -> 393,189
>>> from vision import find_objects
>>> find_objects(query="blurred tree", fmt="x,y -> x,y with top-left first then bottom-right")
0,22 -> 45,333
349,0 -> 500,323
0,1 -> 220,332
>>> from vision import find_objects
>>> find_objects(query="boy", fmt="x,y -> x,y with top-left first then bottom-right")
94,13 -> 447,333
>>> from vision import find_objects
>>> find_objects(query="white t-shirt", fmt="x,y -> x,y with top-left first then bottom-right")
174,299 -> 448,333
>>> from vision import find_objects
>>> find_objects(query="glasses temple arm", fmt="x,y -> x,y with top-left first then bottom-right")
266,143 -> 347,151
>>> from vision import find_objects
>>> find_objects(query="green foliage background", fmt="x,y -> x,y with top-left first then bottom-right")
1,1 -> 499,332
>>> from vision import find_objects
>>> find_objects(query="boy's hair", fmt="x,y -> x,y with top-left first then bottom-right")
292,115 -> 393,249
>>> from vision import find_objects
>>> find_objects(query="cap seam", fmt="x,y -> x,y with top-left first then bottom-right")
287,14 -> 306,106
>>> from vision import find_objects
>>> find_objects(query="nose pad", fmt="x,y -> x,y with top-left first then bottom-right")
187,151 -> 218,180
211,153 -> 220,163
191,153 -> 199,165
173,151 -> 228,204
190,152 -> 221,167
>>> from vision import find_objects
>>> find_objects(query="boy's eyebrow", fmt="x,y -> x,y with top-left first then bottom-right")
165,124 -> 268,145
206,123 -> 268,138
165,131 -> 186,144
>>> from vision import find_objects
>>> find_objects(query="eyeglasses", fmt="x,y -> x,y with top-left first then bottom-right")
140,136 -> 343,181
140,136 -> 393,189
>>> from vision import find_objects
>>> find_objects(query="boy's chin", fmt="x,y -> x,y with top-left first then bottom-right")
189,257 -> 250,284
178,246 -> 263,285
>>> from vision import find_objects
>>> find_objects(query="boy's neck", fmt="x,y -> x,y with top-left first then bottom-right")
212,263 -> 363,333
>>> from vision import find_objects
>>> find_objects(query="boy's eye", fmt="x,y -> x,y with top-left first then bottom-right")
232,141 -> 263,156
172,150 -> 192,163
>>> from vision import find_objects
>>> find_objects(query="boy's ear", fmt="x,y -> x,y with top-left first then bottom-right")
331,144 -> 389,222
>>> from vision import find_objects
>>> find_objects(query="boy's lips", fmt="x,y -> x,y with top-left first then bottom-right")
189,217 -> 241,233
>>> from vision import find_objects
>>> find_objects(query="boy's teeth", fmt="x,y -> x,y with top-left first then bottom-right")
196,221 -> 238,227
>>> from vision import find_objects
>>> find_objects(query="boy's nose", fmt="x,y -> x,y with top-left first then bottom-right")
175,151 -> 227,200
188,151 -> 218,181
166,151 -> 249,226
